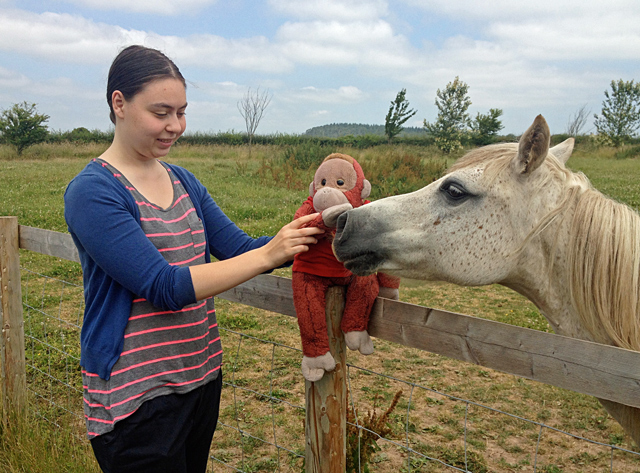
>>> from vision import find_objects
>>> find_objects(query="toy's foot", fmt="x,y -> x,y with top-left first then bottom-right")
344,330 -> 374,355
301,352 -> 336,382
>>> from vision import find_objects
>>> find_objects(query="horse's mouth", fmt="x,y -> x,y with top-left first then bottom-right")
340,251 -> 382,276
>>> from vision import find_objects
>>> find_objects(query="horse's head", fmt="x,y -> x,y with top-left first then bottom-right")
334,115 -> 576,286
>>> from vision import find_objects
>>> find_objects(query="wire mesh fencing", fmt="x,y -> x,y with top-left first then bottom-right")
20,268 -> 640,472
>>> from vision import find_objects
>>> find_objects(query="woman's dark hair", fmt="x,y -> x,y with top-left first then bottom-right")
106,45 -> 186,124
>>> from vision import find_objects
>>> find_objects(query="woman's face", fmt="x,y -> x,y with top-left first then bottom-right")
117,77 -> 187,160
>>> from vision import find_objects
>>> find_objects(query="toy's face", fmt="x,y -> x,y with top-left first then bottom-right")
311,158 -> 370,212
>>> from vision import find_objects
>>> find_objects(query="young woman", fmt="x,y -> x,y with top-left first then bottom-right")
64,45 -> 322,473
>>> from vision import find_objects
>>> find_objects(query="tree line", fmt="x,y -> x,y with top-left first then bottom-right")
1,78 -> 640,155
384,77 -> 640,153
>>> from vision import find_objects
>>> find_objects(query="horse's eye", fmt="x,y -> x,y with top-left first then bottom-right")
337,179 -> 345,186
440,181 -> 468,202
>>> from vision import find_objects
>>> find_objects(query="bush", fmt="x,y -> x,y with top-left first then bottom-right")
281,141 -> 328,170
361,148 -> 447,199
614,144 -> 640,160
48,128 -> 114,144
0,102 -> 50,155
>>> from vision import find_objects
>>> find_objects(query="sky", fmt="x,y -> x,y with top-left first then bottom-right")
1,0 -> 639,137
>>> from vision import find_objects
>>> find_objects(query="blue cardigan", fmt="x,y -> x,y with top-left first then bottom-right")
64,160 -> 272,380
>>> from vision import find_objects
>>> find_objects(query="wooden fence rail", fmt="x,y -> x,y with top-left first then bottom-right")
5,220 -> 640,470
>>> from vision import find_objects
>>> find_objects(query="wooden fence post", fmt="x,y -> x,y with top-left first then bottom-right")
305,286 -> 347,472
0,217 -> 27,420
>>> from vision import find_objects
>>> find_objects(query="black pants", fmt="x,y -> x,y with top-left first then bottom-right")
91,372 -> 223,473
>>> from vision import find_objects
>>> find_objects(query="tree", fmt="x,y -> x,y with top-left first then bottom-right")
0,102 -> 50,155
594,79 -> 640,147
565,104 -> 591,136
469,108 -> 504,146
384,88 -> 417,144
424,77 -> 471,153
237,87 -> 272,153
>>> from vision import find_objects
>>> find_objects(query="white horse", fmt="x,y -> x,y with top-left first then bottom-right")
333,115 -> 640,446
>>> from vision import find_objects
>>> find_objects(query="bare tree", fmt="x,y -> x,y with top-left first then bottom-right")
237,87 -> 272,153
565,104 -> 591,136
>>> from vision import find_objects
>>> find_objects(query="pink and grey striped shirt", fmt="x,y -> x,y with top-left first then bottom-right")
82,159 -> 222,438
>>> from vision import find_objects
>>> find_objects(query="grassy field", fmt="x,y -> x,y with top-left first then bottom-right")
1,140 -> 640,472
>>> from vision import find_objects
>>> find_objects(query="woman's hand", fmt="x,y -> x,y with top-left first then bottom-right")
260,213 -> 324,268
190,213 -> 323,300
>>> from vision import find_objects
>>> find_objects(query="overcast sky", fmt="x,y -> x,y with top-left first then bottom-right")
1,0 -> 639,136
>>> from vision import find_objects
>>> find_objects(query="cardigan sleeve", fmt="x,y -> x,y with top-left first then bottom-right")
64,168 -> 196,311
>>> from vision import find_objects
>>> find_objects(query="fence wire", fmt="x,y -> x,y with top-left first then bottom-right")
20,268 -> 640,472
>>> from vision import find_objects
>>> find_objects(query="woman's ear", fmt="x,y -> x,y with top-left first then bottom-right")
111,90 -> 126,120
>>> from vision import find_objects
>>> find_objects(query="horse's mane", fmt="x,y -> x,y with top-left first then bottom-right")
452,143 -> 640,351
568,188 -> 640,350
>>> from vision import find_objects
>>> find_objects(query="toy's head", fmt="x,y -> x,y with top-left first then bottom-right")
310,153 -> 371,212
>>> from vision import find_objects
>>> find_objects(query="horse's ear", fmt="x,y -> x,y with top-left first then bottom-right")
549,137 -> 574,165
514,115 -> 550,175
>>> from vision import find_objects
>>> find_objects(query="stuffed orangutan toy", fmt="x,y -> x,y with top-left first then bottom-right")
292,153 -> 400,382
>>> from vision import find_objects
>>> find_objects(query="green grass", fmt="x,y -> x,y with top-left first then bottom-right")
2,141 -> 640,472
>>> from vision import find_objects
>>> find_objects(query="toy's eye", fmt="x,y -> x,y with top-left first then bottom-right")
337,179 -> 345,186
321,179 -> 327,186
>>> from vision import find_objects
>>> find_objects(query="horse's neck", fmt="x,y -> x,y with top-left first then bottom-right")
503,266 -> 591,341
502,206 -> 596,342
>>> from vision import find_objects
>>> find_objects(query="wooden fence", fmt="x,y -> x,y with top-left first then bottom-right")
4,216 -> 640,471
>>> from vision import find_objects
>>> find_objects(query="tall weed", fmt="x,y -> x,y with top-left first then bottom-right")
0,411 -> 99,473
256,143 -> 448,198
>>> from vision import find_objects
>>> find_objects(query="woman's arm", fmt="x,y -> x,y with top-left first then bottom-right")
189,213 -> 322,300
65,170 -> 195,310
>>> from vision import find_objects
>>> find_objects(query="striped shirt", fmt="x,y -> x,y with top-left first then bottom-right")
82,159 -> 222,438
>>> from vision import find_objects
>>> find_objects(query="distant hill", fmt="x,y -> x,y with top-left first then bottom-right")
304,123 -> 424,138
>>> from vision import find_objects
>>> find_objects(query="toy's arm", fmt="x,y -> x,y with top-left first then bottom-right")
296,200 -> 352,231
295,200 -> 331,232
377,272 -> 401,300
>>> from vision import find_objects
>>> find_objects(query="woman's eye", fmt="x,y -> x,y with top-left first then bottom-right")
337,179 -> 345,186
440,181 -> 468,201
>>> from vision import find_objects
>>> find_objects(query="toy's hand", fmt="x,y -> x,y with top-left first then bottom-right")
321,203 -> 353,228
344,330 -> 374,355
301,352 -> 336,382
378,286 -> 399,300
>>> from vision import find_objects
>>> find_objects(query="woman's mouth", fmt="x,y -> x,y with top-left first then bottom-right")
157,138 -> 174,148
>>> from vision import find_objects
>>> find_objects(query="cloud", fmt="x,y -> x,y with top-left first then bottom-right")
402,0 -> 640,62
488,15 -> 640,61
400,0 -> 613,20
0,66 -> 99,101
269,0 -> 388,21
0,66 -> 30,91
165,35 -> 293,74
286,85 -> 367,104
63,0 -> 218,15
0,9 -> 143,64
277,19 -> 414,70
0,9 -> 292,73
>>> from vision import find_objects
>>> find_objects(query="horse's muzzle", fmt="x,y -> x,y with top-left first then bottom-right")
333,211 -> 383,275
